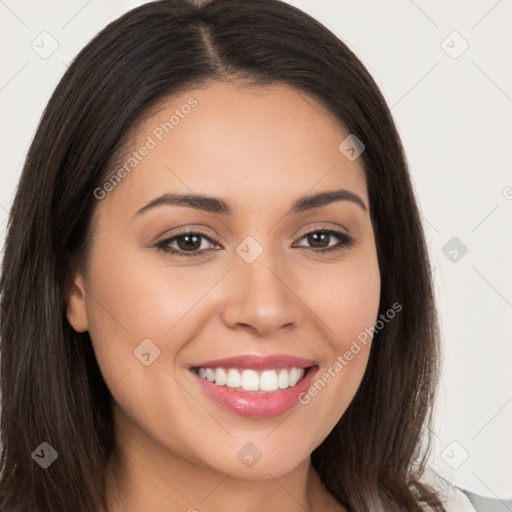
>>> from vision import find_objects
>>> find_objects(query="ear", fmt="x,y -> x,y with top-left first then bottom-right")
66,271 -> 89,333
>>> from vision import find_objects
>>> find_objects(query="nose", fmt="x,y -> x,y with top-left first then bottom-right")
220,245 -> 299,337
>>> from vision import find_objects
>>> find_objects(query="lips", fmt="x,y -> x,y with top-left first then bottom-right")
188,354 -> 318,418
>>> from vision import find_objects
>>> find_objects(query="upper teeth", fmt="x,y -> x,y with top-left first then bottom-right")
196,367 -> 306,392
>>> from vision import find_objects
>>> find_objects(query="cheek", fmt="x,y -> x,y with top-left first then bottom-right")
305,248 -> 381,351
82,231 -> 201,390
328,269 -> 380,349
84,234 -> 213,341
296,246 -> 380,427
83,237 -> 212,451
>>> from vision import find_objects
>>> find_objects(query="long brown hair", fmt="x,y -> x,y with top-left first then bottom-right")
0,0 -> 445,510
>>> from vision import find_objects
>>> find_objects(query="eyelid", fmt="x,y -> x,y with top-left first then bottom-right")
157,225 -> 225,245
297,222 -> 351,238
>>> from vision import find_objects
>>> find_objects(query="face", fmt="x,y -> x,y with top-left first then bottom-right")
67,81 -> 380,482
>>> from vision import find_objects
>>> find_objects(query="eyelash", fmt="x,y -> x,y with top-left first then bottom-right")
155,228 -> 356,258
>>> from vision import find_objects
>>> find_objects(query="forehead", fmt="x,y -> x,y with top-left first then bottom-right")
101,81 -> 368,217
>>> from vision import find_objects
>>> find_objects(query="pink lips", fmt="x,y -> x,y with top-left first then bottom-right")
189,354 -> 318,418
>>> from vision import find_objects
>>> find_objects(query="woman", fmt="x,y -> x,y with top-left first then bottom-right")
0,1 -> 509,511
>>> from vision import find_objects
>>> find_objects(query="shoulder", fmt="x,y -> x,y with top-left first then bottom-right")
420,471 -> 512,512
458,487 -> 512,512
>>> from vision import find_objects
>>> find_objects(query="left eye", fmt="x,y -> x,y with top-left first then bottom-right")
155,229 -> 356,258
156,232 -> 217,257
294,229 -> 354,251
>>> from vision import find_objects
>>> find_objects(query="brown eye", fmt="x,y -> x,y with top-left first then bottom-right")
294,229 -> 356,253
156,231 -> 218,258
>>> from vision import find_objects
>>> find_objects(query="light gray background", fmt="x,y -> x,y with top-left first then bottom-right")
1,0 -> 511,500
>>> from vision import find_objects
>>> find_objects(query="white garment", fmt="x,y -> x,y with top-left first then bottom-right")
422,472 -> 477,511
440,485 -> 477,512
424,471 -> 512,511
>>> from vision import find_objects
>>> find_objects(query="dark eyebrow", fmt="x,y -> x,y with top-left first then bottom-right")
290,189 -> 367,213
133,188 -> 367,218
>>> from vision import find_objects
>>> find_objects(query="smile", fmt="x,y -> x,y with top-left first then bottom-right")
188,354 -> 318,418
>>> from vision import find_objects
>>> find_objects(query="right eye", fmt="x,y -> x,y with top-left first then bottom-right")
293,229 -> 357,253
155,231 -> 220,258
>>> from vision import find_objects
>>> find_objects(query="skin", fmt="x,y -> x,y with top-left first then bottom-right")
67,81 -> 381,512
